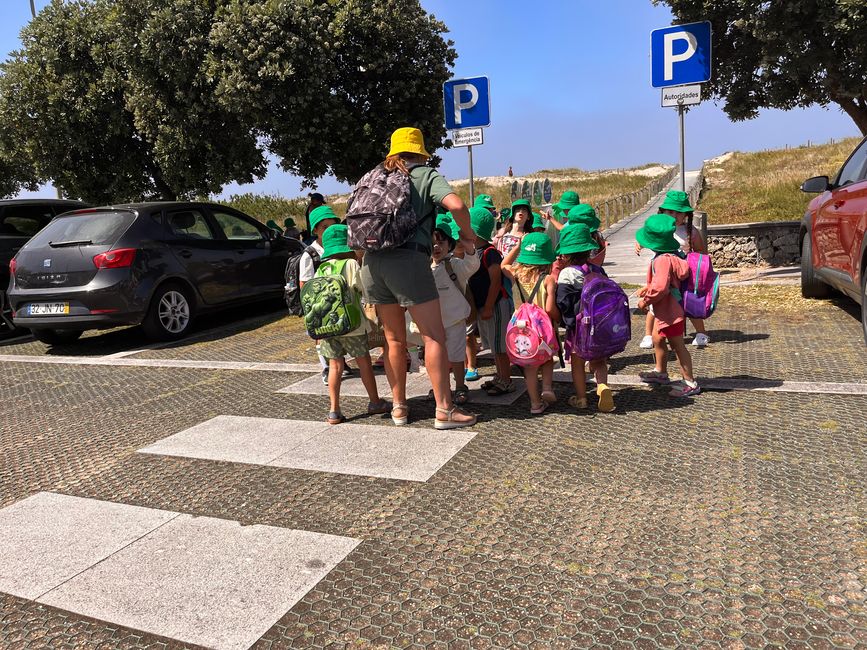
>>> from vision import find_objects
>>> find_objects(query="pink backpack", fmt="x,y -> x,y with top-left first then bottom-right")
681,252 -> 720,319
506,275 -> 558,367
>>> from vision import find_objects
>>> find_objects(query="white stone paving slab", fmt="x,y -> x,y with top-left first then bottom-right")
139,415 -> 326,465
276,371 -> 433,399
269,422 -> 477,482
0,492 -> 177,600
34,509 -> 358,650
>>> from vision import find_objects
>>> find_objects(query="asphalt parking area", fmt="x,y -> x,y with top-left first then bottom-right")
1,289 -> 865,648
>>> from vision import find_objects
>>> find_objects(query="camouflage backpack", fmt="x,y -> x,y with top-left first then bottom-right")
300,259 -> 363,339
345,164 -> 420,251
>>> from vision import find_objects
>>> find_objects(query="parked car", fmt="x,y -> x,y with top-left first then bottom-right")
1,199 -> 90,336
8,202 -> 297,343
800,136 -> 867,343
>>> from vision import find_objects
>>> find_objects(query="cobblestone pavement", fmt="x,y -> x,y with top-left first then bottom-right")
1,298 -> 865,649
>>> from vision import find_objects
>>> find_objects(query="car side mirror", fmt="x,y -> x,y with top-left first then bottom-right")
801,176 -> 831,193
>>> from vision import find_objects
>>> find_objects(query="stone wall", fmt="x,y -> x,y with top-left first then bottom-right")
704,221 -> 801,268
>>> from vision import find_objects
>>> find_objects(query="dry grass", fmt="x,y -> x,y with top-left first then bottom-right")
719,284 -> 843,314
698,138 -> 861,224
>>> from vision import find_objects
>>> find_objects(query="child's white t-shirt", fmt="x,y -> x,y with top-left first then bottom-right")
299,241 -> 325,283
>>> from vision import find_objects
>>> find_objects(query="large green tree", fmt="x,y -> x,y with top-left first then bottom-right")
207,0 -> 456,185
654,0 -> 867,134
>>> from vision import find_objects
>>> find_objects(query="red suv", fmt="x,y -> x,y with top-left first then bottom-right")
800,136 -> 867,343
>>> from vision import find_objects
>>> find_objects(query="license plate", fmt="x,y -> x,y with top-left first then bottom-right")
28,303 -> 69,316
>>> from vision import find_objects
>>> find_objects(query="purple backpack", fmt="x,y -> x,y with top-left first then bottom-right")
567,266 -> 631,361
681,252 -> 720,319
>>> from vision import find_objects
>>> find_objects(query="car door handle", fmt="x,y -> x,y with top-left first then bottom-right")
833,200 -> 846,209
179,250 -> 192,259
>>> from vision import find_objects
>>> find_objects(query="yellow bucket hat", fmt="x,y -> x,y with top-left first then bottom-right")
387,127 -> 431,158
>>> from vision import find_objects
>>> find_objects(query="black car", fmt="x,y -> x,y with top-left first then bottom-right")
1,198 -> 90,334
8,202 -> 296,343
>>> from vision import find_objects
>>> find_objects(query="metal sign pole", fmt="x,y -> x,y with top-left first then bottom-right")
468,145 -> 475,206
678,103 -> 686,191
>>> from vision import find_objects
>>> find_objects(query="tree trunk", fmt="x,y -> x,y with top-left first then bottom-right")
834,96 -> 867,136
146,162 -> 176,201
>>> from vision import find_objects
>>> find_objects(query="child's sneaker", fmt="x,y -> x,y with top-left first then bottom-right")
639,335 -> 654,348
691,333 -> 710,347
568,395 -> 588,410
465,367 -> 480,381
596,384 -> 614,412
669,380 -> 701,397
639,369 -> 670,384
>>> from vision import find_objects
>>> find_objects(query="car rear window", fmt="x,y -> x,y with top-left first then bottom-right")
27,211 -> 137,248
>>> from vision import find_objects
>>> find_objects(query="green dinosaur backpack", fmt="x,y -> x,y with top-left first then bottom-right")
301,259 -> 363,339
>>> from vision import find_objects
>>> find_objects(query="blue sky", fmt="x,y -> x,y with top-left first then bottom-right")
4,0 -> 862,200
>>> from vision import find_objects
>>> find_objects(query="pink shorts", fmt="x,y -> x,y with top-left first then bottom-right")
658,321 -> 685,339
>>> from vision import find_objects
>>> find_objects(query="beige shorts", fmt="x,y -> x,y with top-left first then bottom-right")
444,322 -> 467,364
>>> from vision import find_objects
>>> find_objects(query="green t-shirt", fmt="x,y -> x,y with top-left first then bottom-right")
408,165 -> 454,251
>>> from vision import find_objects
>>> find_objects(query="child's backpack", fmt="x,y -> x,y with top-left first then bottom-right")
300,259 -> 363,339
344,164 -> 423,251
506,275 -> 558,367
681,252 -> 720,319
569,265 -> 631,361
284,244 -> 320,316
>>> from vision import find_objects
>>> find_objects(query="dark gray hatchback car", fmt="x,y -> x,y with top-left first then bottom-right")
8,202 -> 295,343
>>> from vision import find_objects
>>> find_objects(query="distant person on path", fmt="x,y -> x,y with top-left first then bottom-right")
430,214 -> 480,406
492,199 -> 532,257
313,224 -> 391,424
508,166 -> 513,177
635,214 -> 700,398
304,192 -> 326,236
283,217 -> 301,240
636,190 -> 709,348
555,225 -> 615,412
358,127 -> 476,430
501,232 -> 560,414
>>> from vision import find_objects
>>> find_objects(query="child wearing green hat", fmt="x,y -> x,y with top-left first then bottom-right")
555,225 -> 615,412
283,217 -> 301,240
430,215 -> 480,405
502,232 -> 560,414
466,206 -> 514,395
636,190 -> 710,348
635,214 -> 700,398
493,199 -> 533,258
548,204 -> 608,279
314,224 -> 391,423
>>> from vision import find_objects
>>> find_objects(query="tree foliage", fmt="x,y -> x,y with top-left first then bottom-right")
654,0 -> 867,134
0,0 -> 455,201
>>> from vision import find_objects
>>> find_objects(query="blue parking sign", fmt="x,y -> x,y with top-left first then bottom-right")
651,22 -> 712,88
443,76 -> 491,130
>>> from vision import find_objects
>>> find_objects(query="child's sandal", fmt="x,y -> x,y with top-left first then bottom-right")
541,389 -> 557,404
530,401 -> 549,415
367,400 -> 391,415
639,370 -> 670,384
568,396 -> 588,410
669,381 -> 701,398
327,411 -> 346,425
453,386 -> 470,405
596,384 -> 615,412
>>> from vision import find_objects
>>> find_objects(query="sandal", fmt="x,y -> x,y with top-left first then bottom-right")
367,400 -> 391,415
434,406 -> 477,430
639,369 -> 670,384
596,384 -> 615,412
541,389 -> 557,404
568,396 -> 588,410
530,401 -> 549,415
669,381 -> 701,398
485,378 -> 515,396
480,377 -> 495,390
453,386 -> 470,406
391,402 -> 409,426
327,411 -> 345,425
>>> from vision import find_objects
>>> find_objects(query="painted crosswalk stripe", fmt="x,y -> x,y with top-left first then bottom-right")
139,415 -> 477,482
0,492 -> 359,650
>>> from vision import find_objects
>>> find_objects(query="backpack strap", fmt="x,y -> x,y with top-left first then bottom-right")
442,257 -> 462,293
528,273 -> 547,305
307,245 -> 321,268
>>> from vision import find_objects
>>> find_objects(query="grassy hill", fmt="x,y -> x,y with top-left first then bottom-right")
698,137 -> 862,224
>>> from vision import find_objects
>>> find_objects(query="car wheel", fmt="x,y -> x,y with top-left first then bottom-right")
800,234 -> 830,298
142,282 -> 194,341
31,329 -> 83,345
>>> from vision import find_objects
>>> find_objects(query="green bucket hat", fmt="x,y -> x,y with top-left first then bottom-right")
321,224 -> 354,260
434,214 -> 459,243
474,194 -> 495,210
566,204 -> 601,232
635,214 -> 680,253
556,223 -> 599,255
469,206 -> 495,242
552,190 -> 580,220
531,212 -> 546,230
516,232 -> 556,265
283,217 -> 296,229
309,205 -> 340,232
659,190 -> 693,213
266,219 -> 281,231
511,198 -> 532,213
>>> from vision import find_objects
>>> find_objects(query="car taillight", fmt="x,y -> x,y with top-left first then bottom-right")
9,258 -> 16,276
93,248 -> 137,269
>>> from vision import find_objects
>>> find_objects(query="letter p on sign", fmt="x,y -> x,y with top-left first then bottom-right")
443,76 -> 491,130
651,21 -> 712,88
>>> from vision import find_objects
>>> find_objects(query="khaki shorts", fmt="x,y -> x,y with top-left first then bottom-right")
361,249 -> 438,308
319,333 -> 370,360
444,322 -> 467,364
477,298 -> 512,355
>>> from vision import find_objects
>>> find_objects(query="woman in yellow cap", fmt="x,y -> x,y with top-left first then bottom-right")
360,127 -> 478,429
